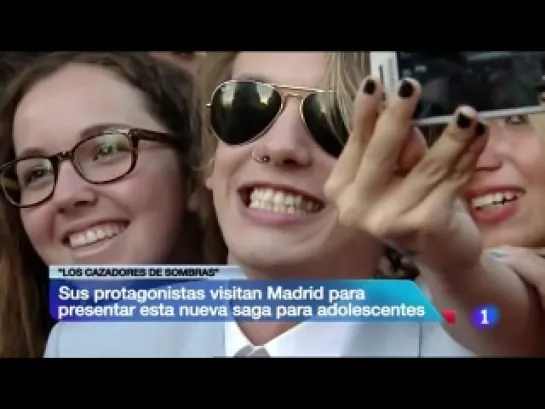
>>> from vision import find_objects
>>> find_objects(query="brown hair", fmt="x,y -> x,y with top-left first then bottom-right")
0,52 -> 214,357
0,53 -> 46,91
149,52 -> 206,76
198,52 -> 418,279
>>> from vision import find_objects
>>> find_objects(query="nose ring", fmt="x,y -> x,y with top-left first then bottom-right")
252,149 -> 270,164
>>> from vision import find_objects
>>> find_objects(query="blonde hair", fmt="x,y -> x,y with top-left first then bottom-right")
198,52 -> 417,279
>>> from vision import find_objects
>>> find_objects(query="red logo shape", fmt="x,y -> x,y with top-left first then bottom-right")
441,310 -> 457,324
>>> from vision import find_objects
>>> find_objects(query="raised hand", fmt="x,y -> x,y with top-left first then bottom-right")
325,77 -> 489,272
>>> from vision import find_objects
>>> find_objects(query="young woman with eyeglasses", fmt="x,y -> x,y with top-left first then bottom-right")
0,52 -> 215,357
197,52 -> 545,357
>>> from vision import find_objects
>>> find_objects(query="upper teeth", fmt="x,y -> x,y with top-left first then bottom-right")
249,188 -> 321,214
68,223 -> 126,249
471,192 -> 519,210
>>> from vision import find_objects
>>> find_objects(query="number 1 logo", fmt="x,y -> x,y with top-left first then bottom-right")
471,305 -> 500,328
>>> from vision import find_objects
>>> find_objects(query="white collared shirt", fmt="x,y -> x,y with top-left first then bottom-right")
225,320 -> 359,357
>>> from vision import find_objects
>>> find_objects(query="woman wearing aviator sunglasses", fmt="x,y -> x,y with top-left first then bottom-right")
200,52 -> 545,357
0,52 -> 213,357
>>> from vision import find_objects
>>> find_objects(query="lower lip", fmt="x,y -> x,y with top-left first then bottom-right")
470,199 -> 519,225
239,197 -> 319,227
68,229 -> 126,262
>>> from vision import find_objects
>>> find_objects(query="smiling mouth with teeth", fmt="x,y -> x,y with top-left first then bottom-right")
470,191 -> 521,211
242,187 -> 324,215
66,223 -> 128,249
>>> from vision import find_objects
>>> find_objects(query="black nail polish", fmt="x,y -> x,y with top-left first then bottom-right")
475,121 -> 487,137
363,79 -> 376,95
456,112 -> 472,129
398,80 -> 414,98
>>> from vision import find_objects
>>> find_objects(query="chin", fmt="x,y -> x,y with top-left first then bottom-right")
231,239 -> 336,277
231,244 -> 294,265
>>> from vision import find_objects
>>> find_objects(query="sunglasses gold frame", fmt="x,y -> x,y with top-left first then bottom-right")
206,79 -> 337,147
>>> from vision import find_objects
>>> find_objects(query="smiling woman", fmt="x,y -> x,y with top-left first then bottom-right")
464,112 -> 545,250
0,52 -> 212,357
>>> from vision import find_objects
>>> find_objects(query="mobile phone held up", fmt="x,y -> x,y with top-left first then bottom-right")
371,51 -> 545,126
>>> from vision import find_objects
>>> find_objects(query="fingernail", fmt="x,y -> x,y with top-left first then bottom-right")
475,121 -> 487,137
363,78 -> 376,95
398,80 -> 414,99
456,112 -> 472,129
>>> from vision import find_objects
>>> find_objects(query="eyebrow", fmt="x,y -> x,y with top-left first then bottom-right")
16,122 -> 134,159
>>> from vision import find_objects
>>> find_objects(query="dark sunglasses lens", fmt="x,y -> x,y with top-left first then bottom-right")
302,93 -> 348,157
210,81 -> 282,145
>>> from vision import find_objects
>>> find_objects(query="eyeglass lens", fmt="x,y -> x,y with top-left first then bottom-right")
1,132 -> 135,207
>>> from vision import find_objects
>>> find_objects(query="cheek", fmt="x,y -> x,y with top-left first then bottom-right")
323,155 -> 338,174
313,154 -> 338,184
20,207 -> 54,255
526,158 -> 545,182
208,144 -> 251,191
132,159 -> 185,218
525,158 -> 545,205
518,139 -> 545,184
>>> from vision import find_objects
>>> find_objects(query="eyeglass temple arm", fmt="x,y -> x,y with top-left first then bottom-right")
0,176 -> 19,191
138,131 -> 186,150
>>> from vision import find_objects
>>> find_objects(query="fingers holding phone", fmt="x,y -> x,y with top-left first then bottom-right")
325,76 -> 488,269
325,76 -> 383,198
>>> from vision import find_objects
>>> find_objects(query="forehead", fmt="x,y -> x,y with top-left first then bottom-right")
232,52 -> 328,88
12,63 -> 159,155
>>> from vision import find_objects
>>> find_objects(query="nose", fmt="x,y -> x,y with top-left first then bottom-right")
51,161 -> 98,213
256,98 -> 313,168
474,121 -> 504,172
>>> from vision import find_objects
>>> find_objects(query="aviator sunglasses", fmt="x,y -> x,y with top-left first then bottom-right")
206,80 -> 349,157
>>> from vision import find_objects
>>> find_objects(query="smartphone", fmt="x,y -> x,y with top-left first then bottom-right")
371,52 -> 545,126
